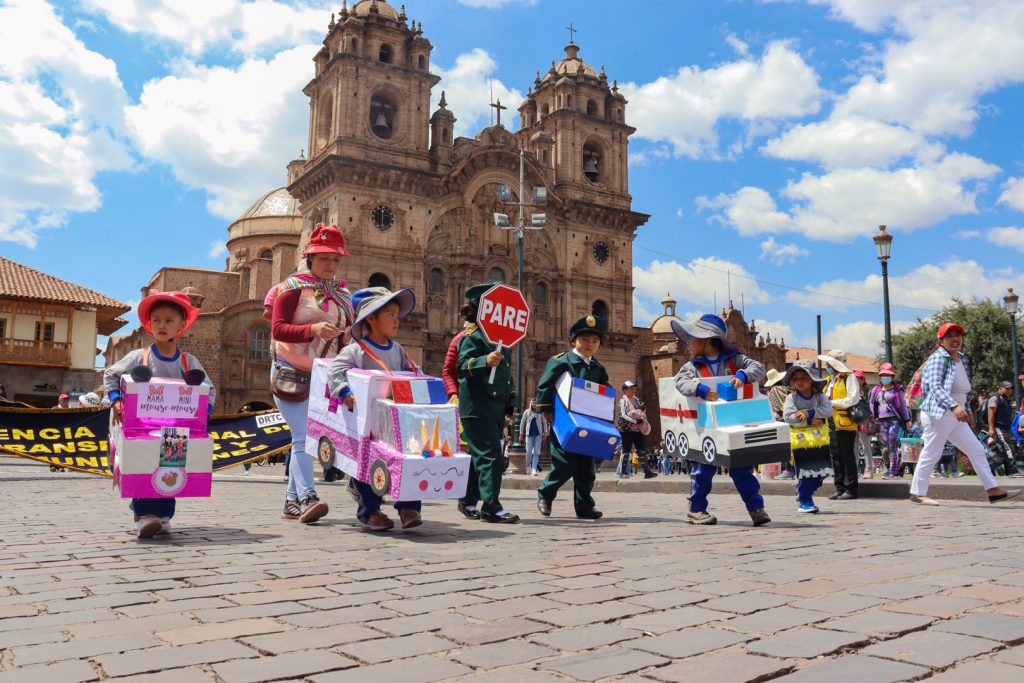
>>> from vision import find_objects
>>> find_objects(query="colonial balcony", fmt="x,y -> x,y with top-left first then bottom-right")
0,338 -> 71,367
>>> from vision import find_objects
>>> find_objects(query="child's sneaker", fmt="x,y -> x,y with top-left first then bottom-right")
156,518 -> 172,535
776,470 -> 794,480
749,508 -> 772,526
797,502 -> 819,513
136,515 -> 161,539
399,509 -> 423,529
362,511 -> 395,532
686,511 -> 717,525
281,499 -> 301,520
298,496 -> 328,524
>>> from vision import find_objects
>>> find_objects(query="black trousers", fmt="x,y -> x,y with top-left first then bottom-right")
992,428 -> 1022,475
620,430 -> 645,457
829,419 -> 859,495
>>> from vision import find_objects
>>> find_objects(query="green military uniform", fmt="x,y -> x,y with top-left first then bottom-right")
457,323 -> 516,517
536,315 -> 608,516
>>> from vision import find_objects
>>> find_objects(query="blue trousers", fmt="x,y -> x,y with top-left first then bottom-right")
796,476 -> 824,505
688,464 -> 764,512
353,481 -> 421,520
131,498 -> 175,519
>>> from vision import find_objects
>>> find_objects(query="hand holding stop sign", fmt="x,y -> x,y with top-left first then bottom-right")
476,285 -> 531,383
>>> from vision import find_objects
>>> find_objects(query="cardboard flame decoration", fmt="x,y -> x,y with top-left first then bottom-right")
411,417 -> 452,457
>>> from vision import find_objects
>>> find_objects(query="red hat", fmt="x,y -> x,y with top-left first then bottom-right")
138,291 -> 201,336
878,362 -> 896,377
303,225 -> 349,256
937,322 -> 965,339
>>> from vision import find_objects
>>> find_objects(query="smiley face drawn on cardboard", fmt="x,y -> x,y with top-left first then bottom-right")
410,464 -> 465,496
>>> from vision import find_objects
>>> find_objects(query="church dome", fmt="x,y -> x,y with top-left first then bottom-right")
650,293 -> 681,335
238,188 -> 300,220
542,43 -> 599,83
351,0 -> 400,21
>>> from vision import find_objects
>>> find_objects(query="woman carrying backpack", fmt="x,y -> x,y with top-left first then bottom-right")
909,322 -> 1020,505
870,363 -> 912,479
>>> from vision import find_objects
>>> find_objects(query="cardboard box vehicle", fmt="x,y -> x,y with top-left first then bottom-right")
551,374 -> 621,460
658,375 -> 790,468
305,361 -> 471,500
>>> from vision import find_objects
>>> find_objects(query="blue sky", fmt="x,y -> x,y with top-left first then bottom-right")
3,0 -> 1024,359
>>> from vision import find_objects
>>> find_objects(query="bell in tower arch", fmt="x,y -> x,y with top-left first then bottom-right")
583,155 -> 599,182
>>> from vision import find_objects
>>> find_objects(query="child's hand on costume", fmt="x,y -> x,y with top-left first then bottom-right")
705,388 -> 720,401
794,410 -> 809,422
112,399 -> 123,424
486,351 -> 503,368
343,395 -> 356,411
730,377 -> 744,389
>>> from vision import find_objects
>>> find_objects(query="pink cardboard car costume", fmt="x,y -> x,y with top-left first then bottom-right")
110,372 -> 213,498
306,359 -> 470,500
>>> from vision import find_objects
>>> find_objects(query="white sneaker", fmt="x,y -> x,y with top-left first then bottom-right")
136,515 -> 161,539
241,469 -> 250,476
157,518 -> 172,535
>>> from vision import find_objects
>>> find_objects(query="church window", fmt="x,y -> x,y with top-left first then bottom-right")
316,92 -> 334,150
258,249 -> 273,261
586,99 -> 597,116
535,282 -> 548,304
487,267 -> 506,284
583,141 -> 602,182
379,44 -> 394,64
369,272 -> 392,289
442,128 -> 450,143
429,268 -> 444,292
370,94 -> 397,140
592,299 -> 609,321
248,326 -> 270,361
592,241 -> 610,264
418,55 -> 426,69
371,205 -> 394,231
566,94 -> 573,108
541,103 -> 550,117
350,37 -> 358,53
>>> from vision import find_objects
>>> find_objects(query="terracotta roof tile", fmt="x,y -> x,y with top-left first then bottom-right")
0,256 -> 130,311
786,346 -> 880,373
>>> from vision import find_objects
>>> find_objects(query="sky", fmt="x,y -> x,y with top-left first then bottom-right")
3,0 -> 1024,360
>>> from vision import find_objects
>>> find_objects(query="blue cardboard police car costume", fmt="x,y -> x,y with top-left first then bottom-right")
535,314 -> 613,519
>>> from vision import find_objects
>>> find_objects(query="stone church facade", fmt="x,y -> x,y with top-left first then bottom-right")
108,0 -> 789,418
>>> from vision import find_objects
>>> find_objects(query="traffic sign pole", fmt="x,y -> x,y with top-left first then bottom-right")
488,341 -> 504,384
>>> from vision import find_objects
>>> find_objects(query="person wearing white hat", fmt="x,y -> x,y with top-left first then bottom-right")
670,313 -> 770,527
819,349 -> 861,500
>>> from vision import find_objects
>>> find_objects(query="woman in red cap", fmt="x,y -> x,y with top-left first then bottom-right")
869,362 -> 912,479
270,225 -> 354,524
910,322 -> 1020,505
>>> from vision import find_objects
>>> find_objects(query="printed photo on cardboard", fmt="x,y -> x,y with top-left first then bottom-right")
158,427 -> 189,468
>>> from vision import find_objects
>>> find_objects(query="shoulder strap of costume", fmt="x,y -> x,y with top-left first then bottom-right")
142,346 -> 190,375
356,340 -> 419,376
697,358 -> 737,378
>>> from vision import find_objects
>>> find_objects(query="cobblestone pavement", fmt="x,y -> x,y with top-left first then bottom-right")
3,464 -> 1024,682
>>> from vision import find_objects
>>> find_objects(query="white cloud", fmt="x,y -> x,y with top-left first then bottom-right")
632,292 -> 660,327
82,0 -> 332,56
633,258 -> 772,310
986,227 -> 1024,253
675,208 -> 685,218
818,0 -> 1024,138
786,258 -> 1020,313
621,41 -> 823,159
700,153 -> 999,242
125,46 -> 314,221
999,177 -> 1024,212
762,116 -> 937,169
432,49 -> 522,137
208,241 -> 228,259
725,34 -> 750,57
759,237 -> 809,265
819,319 -> 915,358
956,229 -> 982,239
0,0 -> 133,247
750,319 -> 796,346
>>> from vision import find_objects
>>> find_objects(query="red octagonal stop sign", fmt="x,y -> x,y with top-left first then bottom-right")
477,284 -> 530,348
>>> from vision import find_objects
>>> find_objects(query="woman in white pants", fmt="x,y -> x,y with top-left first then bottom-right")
910,322 -> 1020,505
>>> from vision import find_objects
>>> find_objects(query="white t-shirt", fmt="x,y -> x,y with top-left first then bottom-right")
951,359 -> 971,408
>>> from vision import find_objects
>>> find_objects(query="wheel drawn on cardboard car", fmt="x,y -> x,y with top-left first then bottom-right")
317,437 -> 335,469
678,432 -> 689,458
369,459 -> 391,496
702,437 -> 717,463
663,430 -> 678,457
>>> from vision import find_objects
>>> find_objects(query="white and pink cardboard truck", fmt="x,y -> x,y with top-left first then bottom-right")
110,375 -> 213,498
305,359 -> 471,500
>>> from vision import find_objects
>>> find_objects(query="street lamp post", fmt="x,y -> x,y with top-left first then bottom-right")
493,150 -> 547,472
1004,288 -> 1021,408
873,225 -> 894,364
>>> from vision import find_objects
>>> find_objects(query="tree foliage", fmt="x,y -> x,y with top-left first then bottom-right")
891,299 -> 1023,396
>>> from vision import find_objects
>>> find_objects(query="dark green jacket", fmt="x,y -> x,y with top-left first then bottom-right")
457,325 -> 516,422
535,351 -> 609,417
